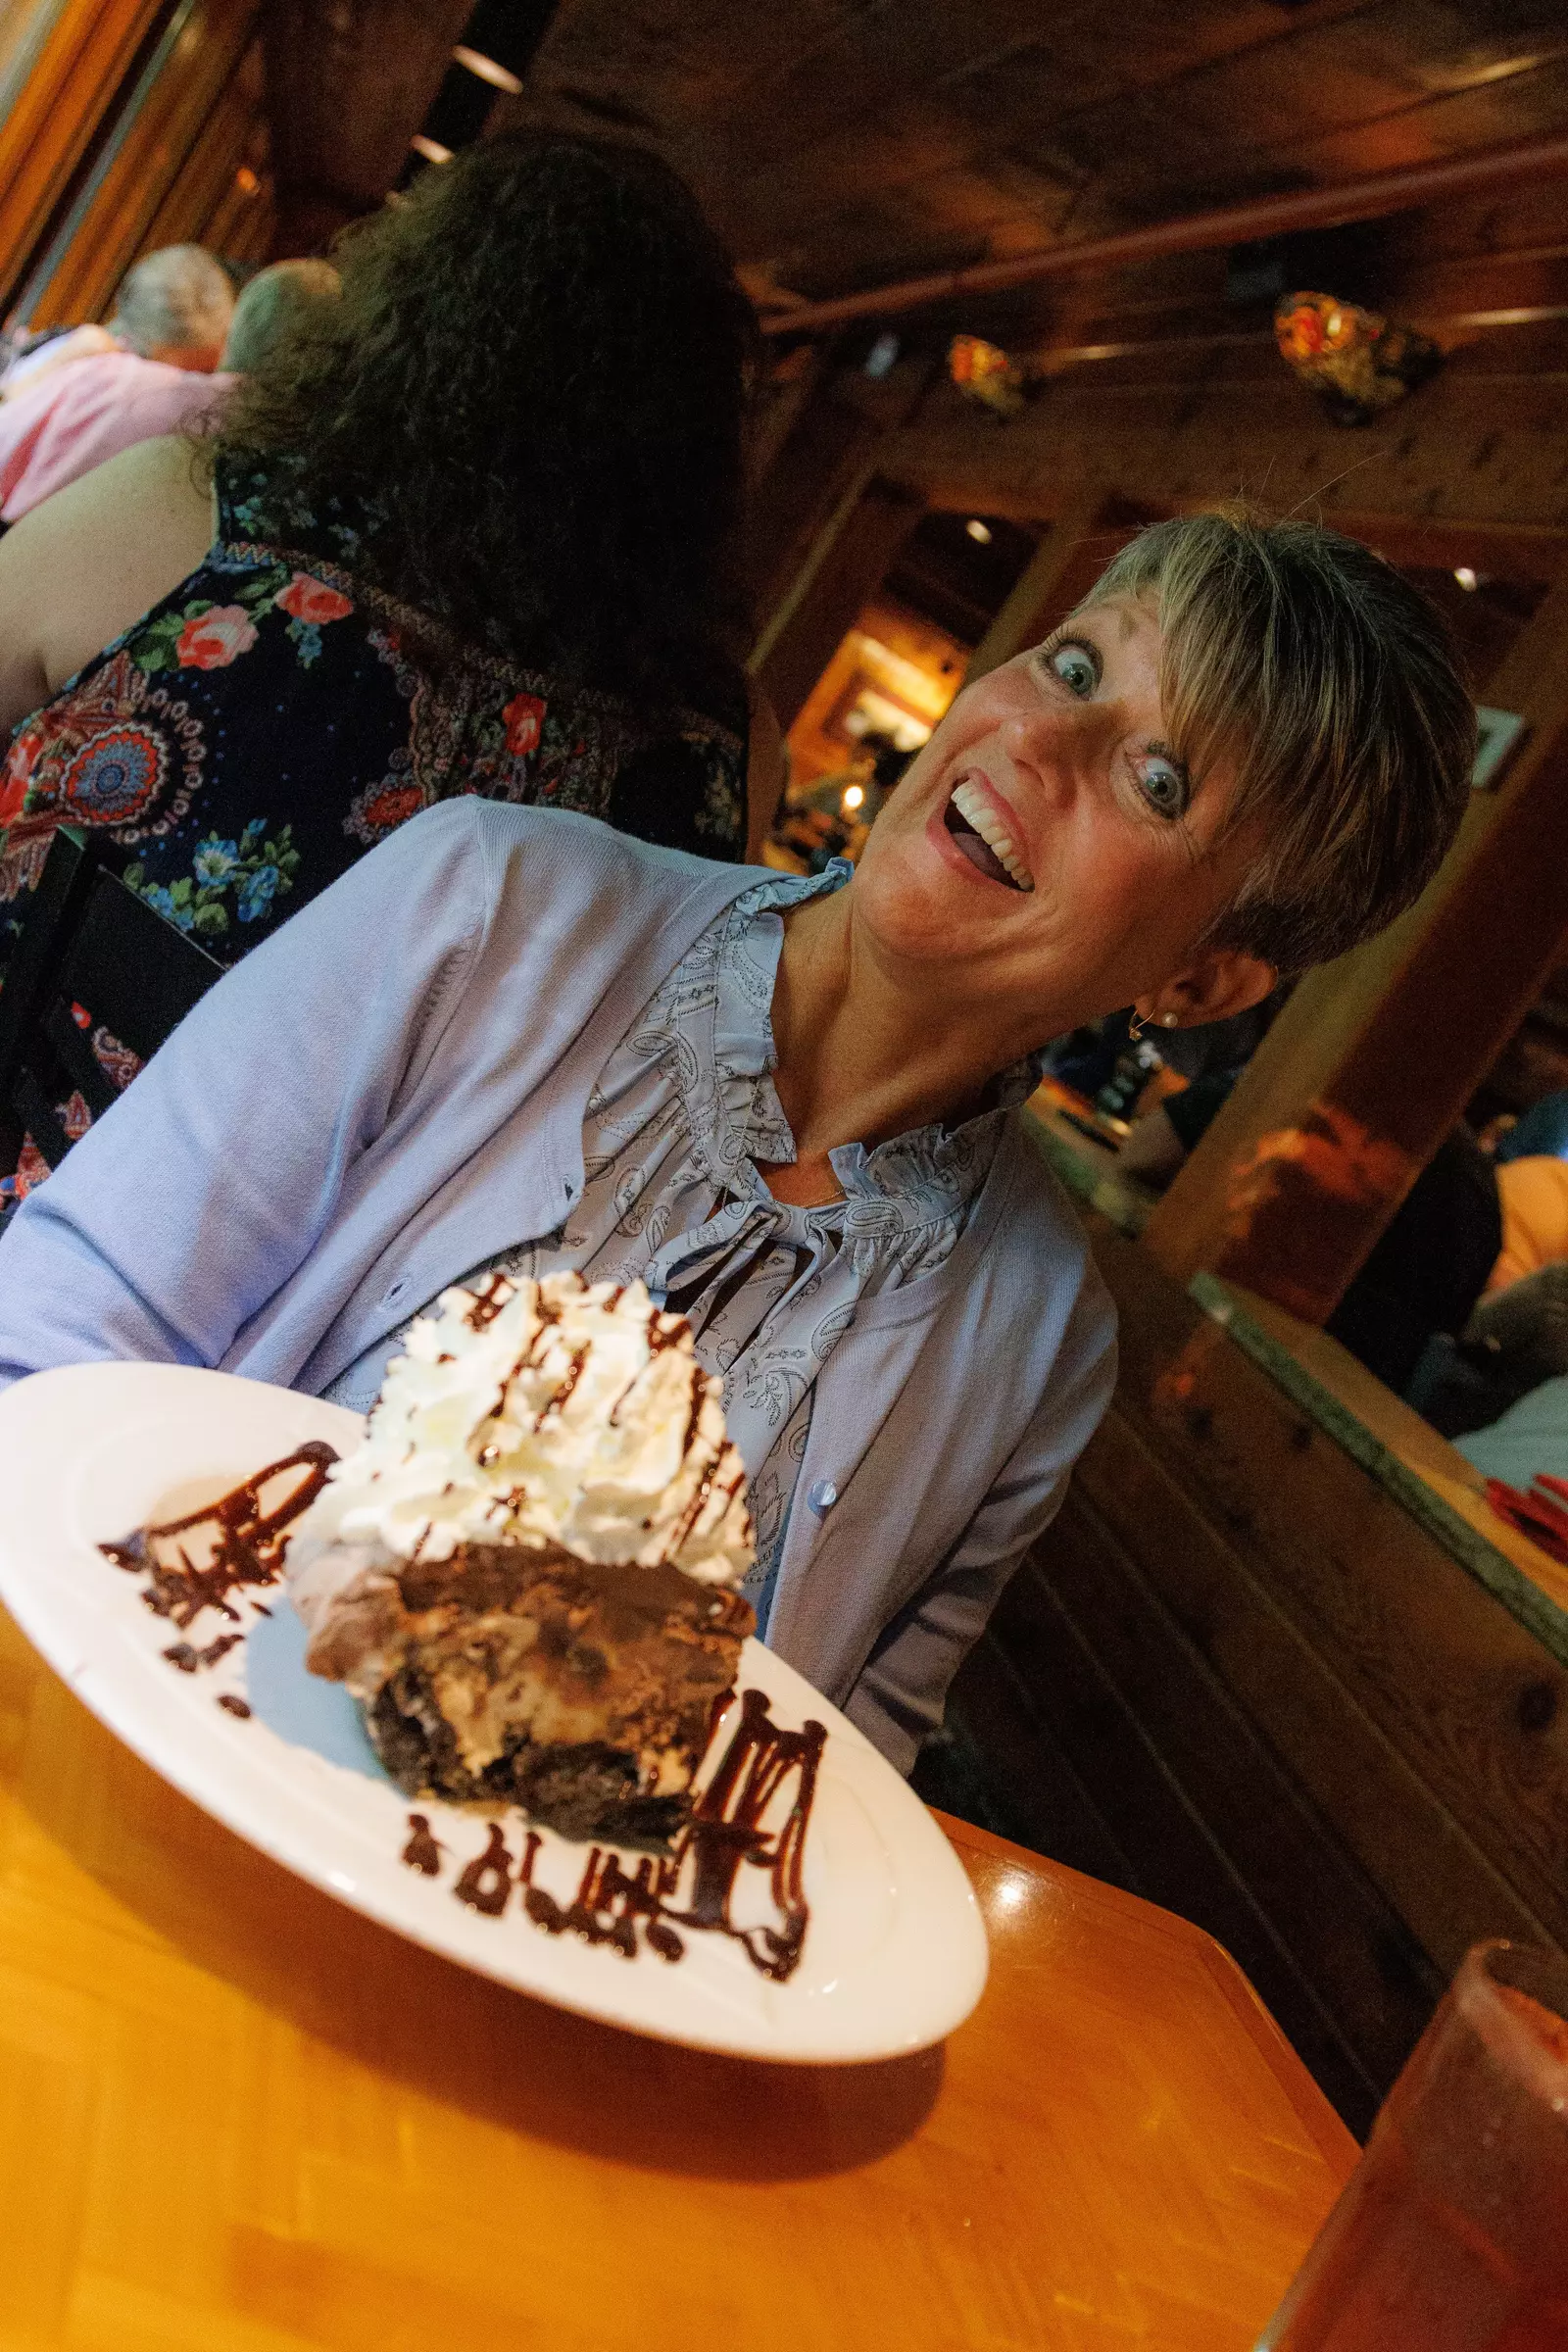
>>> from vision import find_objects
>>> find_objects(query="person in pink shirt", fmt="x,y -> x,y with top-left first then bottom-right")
0,245 -> 234,521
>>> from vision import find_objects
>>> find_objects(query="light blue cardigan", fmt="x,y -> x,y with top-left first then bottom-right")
0,804 -> 1115,1770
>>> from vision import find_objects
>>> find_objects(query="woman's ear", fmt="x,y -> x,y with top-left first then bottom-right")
1141,946 -> 1279,1032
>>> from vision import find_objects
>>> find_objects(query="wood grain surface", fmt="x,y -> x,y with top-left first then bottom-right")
940,1201 -> 1568,2135
0,1602 -> 1353,2351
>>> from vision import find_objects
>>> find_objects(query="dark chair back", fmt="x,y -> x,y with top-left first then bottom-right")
0,827 -> 222,1178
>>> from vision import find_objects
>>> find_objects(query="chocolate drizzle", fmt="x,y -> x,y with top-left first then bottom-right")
401,1814 -> 444,1876
454,1822 -> 514,1915
463,1272 -> 514,1332
404,1687 -> 825,1981
217,1693 -> 252,1719
102,1442 -> 337,1629
163,1631 -> 244,1675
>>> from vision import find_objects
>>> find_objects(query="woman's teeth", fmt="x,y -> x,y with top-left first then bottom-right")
948,779 -> 1036,892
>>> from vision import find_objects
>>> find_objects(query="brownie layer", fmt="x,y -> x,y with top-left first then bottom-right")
304,1541 -> 754,1848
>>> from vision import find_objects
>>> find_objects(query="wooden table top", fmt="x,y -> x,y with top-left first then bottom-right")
0,1602 -> 1356,2350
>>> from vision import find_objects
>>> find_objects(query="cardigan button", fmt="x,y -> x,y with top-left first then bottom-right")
807,1479 -> 838,1517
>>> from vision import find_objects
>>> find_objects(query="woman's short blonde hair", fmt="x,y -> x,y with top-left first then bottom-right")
1077,510 -> 1477,973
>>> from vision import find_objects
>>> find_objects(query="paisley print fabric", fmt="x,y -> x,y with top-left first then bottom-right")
0,452 -> 749,980
325,862 -> 1042,1633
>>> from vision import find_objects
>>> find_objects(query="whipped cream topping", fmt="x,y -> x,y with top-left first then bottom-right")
292,1271 -> 754,1586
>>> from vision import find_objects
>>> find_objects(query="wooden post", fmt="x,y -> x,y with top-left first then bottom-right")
1143,559 -> 1568,1320
262,0 -> 472,256
748,469 -> 926,734
963,489 -> 1139,682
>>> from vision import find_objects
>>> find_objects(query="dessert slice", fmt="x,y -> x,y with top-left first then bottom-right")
285,1272 -> 756,1848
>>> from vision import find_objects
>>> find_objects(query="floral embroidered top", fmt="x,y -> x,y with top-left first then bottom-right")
323,863 -> 1036,1634
0,452 -> 749,972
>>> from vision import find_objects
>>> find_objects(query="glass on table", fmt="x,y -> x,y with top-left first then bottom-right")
1257,1940 -> 1568,2352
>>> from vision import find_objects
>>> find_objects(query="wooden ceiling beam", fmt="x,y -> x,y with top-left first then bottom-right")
760,129 -> 1568,339
262,0 -> 473,255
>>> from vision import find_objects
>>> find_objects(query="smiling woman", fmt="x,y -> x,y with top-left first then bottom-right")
0,509 -> 1476,1773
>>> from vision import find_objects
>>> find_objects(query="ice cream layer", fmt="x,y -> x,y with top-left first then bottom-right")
291,1271 -> 754,1587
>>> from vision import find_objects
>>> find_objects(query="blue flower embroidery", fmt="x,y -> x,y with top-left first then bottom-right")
236,863 -> 281,922
192,836 -> 240,886
124,820 -> 298,941
141,883 -> 195,933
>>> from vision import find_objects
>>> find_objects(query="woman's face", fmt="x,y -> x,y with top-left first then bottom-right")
853,594 -> 1261,1045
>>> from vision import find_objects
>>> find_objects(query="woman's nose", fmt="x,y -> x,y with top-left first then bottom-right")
998,698 -> 1090,800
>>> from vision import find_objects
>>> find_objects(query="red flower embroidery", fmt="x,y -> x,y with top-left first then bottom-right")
0,728 -> 41,826
276,572 -> 354,626
176,606 -> 258,669
359,784 -> 423,833
503,692 -> 546,758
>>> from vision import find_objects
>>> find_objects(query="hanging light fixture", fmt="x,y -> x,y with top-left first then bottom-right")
1274,290 -> 1442,426
949,334 -> 1026,420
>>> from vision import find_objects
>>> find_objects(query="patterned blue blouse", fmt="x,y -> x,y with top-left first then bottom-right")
324,863 -> 1033,1629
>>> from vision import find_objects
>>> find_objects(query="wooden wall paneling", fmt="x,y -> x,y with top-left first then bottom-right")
989,1487 -> 1437,2132
1088,1215 -> 1568,1957
1070,1405 -> 1552,1974
1142,560 -> 1568,1317
948,1195 -> 1568,2119
26,0 -> 263,328
0,0 -> 72,119
197,106 -> 273,266
746,397 -> 882,627
914,1620 -> 1146,1892
0,0 -> 172,318
132,34 -> 269,263
1142,1323 -> 1568,1946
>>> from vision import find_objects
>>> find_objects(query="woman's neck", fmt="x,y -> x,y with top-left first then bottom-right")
762,889 -> 1020,1198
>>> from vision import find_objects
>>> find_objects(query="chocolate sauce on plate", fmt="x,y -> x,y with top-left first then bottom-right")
163,1631 -> 245,1674
101,1436 -> 820,1983
455,1822 -> 514,1915
401,1815 -> 444,1876
411,1688 -> 826,1980
102,1441 -> 337,1629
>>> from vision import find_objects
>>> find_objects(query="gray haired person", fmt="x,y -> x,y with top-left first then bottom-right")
220,260 -> 340,375
110,244 -> 235,371
0,245 -> 235,519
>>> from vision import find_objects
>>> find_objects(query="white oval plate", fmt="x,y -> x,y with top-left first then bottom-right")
0,1362 -> 987,2061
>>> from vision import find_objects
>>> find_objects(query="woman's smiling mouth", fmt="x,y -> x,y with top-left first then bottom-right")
944,777 -> 1036,892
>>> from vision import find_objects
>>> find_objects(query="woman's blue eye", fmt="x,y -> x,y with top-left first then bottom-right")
1049,641 -> 1097,696
1140,754 -> 1190,820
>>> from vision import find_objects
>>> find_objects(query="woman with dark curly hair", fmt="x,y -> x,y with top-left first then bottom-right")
0,135 -> 773,993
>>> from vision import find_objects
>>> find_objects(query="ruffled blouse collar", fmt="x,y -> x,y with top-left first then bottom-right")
669,859 -> 1041,1240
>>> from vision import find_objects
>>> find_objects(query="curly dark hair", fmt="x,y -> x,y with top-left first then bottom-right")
216,133 -> 758,704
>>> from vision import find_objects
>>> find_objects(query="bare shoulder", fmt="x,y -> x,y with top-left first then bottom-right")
0,436 -> 216,728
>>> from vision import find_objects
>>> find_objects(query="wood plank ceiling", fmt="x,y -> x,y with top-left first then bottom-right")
490,0 -> 1568,340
